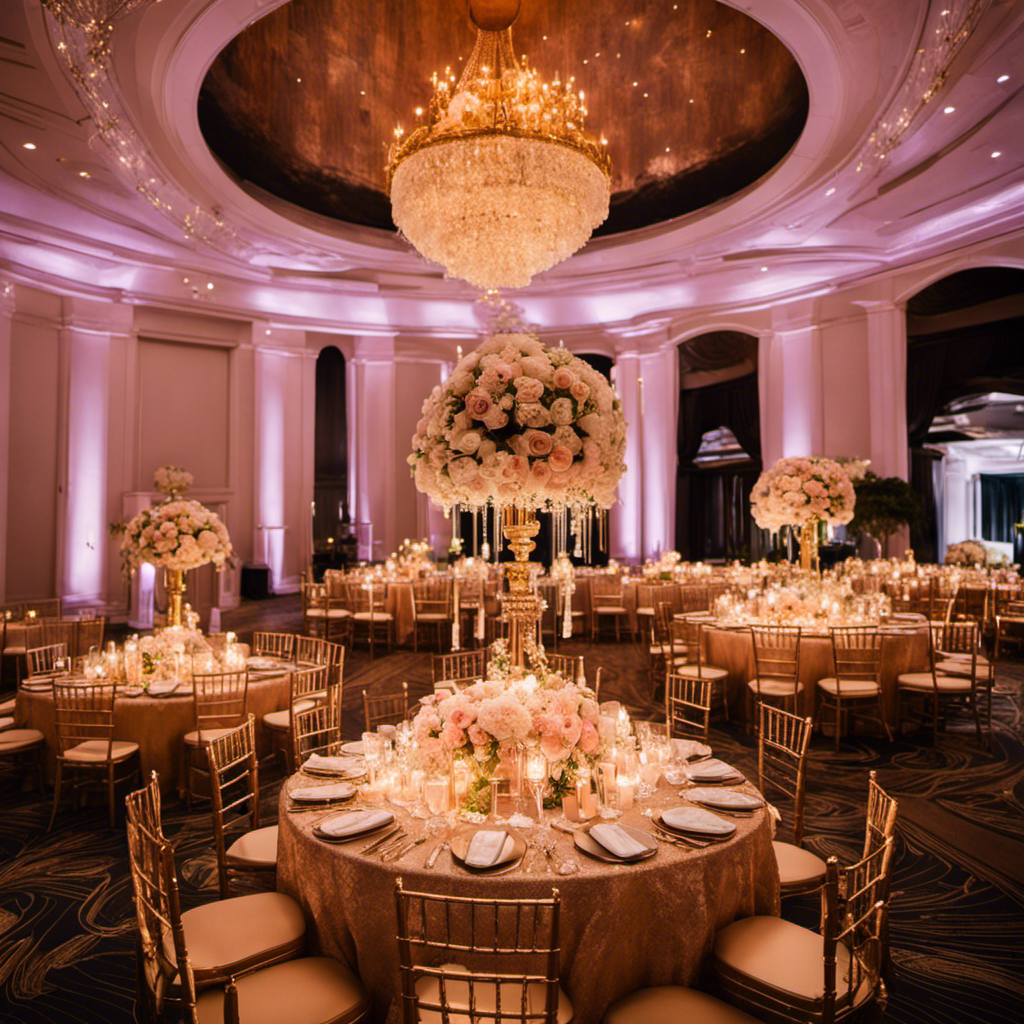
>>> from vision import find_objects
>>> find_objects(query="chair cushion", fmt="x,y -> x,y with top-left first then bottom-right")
415,964 -> 573,1024
748,679 -> 804,697
263,709 -> 291,730
934,659 -> 978,678
604,985 -> 763,1024
714,915 -> 852,1004
0,728 -> 44,752
171,891 -> 306,987
0,716 -> 12,730
816,677 -> 880,697
773,841 -> 828,891
415,613 -> 451,622
227,825 -> 279,870
353,612 -> 393,622
63,739 -> 139,763
0,696 -> 15,715
672,664 -> 729,681
596,606 -> 628,615
636,606 -> 655,617
938,650 -> 989,667
897,672 -> 972,692
183,727 -> 239,746
195,956 -> 369,1024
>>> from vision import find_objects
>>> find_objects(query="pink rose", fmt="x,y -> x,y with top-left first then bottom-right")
468,724 -> 490,746
548,445 -> 573,473
514,377 -> 545,403
569,380 -> 590,402
448,705 -> 477,729
466,389 -> 493,419
578,720 -> 600,754
482,407 -> 509,430
530,460 -> 552,483
560,713 -> 583,748
440,721 -> 466,749
524,429 -> 553,457
540,733 -> 570,762
552,367 -> 575,390
502,454 -> 529,482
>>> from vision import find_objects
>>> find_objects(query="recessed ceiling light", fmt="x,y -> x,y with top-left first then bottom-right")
78,170 -> 90,178
991,151 -> 1002,158
206,282 -> 214,290
943,106 -> 955,113
22,142 -> 36,150
296,77 -> 301,83
825,187 -> 836,196
997,74 -> 1010,83
760,266 -> 768,272
265,328 -> 272,335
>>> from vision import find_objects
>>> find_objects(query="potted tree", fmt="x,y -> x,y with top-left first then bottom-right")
847,472 -> 924,558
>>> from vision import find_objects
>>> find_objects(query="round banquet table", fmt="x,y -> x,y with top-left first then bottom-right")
14,670 -> 291,794
277,774 -> 780,1023
703,623 -> 931,728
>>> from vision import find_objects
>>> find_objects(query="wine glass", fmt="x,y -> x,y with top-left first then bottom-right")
525,748 -> 547,820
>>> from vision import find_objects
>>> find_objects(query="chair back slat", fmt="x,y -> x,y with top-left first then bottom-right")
544,653 -> 582,685
292,693 -> 343,769
750,625 -> 801,684
75,616 -> 106,656
27,642 -> 69,679
863,770 -> 898,860
191,670 -> 249,739
433,650 -> 486,684
665,672 -> 713,741
251,632 -> 294,660
363,681 -> 409,732
53,680 -> 115,754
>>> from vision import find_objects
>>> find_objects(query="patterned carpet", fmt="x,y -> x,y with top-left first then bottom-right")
1,596 -> 1022,1023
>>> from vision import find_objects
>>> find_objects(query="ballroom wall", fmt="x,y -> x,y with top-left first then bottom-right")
2,236 -> 1020,614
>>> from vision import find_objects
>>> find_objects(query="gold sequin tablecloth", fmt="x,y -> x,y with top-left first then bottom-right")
277,775 -> 780,1023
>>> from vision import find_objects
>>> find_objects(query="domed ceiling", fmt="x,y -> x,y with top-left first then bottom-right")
198,0 -> 808,238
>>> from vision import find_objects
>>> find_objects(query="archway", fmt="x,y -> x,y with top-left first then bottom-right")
313,346 -> 351,571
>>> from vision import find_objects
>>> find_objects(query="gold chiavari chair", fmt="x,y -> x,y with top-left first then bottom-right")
545,652 -> 583,685
206,716 -> 278,899
363,681 -> 409,733
748,625 -> 803,727
412,578 -> 453,652
263,664 -> 331,766
897,620 -> 986,745
649,602 -> 688,683
672,614 -> 729,720
125,774 -> 368,1024
862,770 -> 899,971
41,617 -> 77,655
713,839 -> 895,1024
0,723 -> 46,792
395,879 -> 571,1024
75,615 -> 105,656
432,649 -> 486,694
23,598 -> 62,618
49,680 -> 139,830
665,672 -> 714,742
591,575 -> 629,642
759,703 -> 824,897
251,631 -> 295,660
184,669 -> 249,807
293,633 -> 328,666
26,642 -> 70,681
350,581 -> 394,658
818,627 -> 892,750
679,584 -> 711,614
291,692 -> 343,770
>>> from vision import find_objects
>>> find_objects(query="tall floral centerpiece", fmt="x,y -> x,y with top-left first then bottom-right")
120,499 -> 233,627
153,464 -> 194,500
409,326 -> 626,666
750,456 -> 856,571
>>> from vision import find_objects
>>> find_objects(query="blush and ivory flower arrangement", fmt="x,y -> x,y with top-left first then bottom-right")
750,456 -> 857,532
408,331 -> 626,512
945,539 -> 988,567
153,464 -> 194,497
411,639 -> 603,812
120,499 -> 233,575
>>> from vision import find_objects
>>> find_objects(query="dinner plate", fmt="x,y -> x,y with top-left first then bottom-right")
146,680 -> 179,697
686,788 -> 765,811
247,656 -> 289,672
654,807 -> 736,838
671,739 -> 712,762
450,829 -> 527,873
685,759 -> 744,785
301,754 -> 366,779
574,823 -> 658,863
340,741 -> 365,757
290,781 -> 358,804
19,681 -> 54,692
313,809 -> 394,842
302,765 -> 366,780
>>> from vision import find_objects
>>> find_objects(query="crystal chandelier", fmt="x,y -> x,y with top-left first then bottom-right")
387,5 -> 610,291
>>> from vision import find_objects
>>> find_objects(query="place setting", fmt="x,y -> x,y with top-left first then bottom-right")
651,806 -> 737,846
683,758 -> 744,786
573,822 -> 658,864
300,752 -> 366,779
684,787 -> 766,816
287,780 -> 359,814
312,808 -> 395,844
450,828 -> 528,875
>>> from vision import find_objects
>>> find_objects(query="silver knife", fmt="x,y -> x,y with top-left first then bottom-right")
425,840 -> 450,868
383,837 -> 426,862
360,826 -> 402,854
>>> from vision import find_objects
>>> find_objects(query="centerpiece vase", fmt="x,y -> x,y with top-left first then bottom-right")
799,521 -> 820,573
502,505 -> 542,669
164,568 -> 186,627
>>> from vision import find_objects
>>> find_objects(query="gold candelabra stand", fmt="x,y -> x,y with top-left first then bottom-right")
501,505 -> 542,668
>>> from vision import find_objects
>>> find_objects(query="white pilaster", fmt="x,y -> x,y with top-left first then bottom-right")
639,345 -> 679,558
863,302 -> 909,480
611,351 -> 642,561
0,282 -> 13,603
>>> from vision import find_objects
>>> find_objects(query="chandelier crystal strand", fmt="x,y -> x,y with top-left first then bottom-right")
388,25 -> 610,290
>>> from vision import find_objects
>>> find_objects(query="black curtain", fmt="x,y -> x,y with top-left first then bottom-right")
909,448 -> 943,563
675,371 -> 761,561
980,475 -> 1024,542
313,346 -> 348,561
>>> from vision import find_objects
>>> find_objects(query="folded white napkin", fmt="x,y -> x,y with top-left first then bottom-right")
686,758 -> 740,781
661,806 -> 735,836
687,788 -> 764,810
146,680 -> 178,696
589,824 -> 647,859
303,753 -> 363,773
291,782 -> 356,803
317,809 -> 393,837
671,739 -> 712,761
465,830 -> 514,868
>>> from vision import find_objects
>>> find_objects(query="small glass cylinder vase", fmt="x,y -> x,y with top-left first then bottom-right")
799,520 -> 820,573
164,568 -> 186,627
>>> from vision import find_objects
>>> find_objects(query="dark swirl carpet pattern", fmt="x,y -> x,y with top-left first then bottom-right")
1,596 -> 1022,1023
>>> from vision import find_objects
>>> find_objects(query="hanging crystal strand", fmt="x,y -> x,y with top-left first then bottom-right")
573,508 -> 583,558
472,507 -> 478,557
453,503 -> 461,551
452,577 -> 461,651
495,505 -> 502,563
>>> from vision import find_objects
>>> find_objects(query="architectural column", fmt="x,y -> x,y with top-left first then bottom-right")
638,344 -> 679,558
58,297 -> 133,607
862,301 -> 909,480
610,351 -> 642,561
0,282 -> 13,603
759,302 -> 824,466
348,335 -> 397,562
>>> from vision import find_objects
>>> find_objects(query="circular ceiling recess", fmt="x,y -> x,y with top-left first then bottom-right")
198,0 -> 808,238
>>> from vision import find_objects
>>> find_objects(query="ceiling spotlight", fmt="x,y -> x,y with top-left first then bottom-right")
22,142 -> 36,150
997,74 -> 1010,83
78,170 -> 90,178
760,266 -> 768,272
825,187 -> 836,196
265,328 -> 272,335
943,106 -> 955,113
206,282 -> 214,290
991,151 -> 1002,158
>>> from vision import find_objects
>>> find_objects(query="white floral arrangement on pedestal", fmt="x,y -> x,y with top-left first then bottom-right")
120,499 -> 233,575
409,332 -> 626,512
750,456 -> 857,531
945,539 -> 988,567
153,464 -> 194,497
